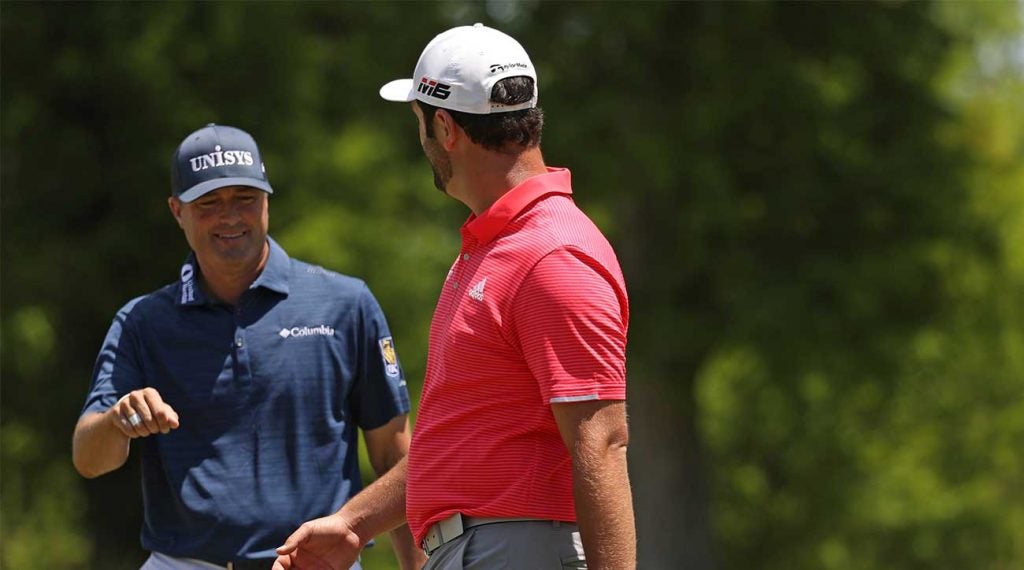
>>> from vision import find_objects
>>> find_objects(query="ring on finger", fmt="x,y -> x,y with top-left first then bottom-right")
127,413 -> 143,427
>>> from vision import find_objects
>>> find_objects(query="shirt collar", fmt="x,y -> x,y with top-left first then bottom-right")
251,236 -> 291,295
175,235 -> 290,307
464,167 -> 573,245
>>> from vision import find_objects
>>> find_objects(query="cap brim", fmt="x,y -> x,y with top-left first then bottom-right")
177,177 -> 273,203
380,79 -> 416,102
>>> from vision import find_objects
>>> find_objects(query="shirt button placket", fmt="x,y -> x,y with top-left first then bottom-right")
233,302 -> 252,387
453,244 -> 474,290
235,304 -> 245,348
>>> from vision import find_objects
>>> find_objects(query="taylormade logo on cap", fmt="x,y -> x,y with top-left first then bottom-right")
171,124 -> 274,203
489,62 -> 529,73
379,23 -> 538,115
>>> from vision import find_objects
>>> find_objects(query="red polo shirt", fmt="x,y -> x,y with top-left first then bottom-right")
406,168 -> 629,544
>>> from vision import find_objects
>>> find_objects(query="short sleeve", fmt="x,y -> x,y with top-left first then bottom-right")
81,299 -> 146,417
513,248 -> 628,404
351,284 -> 412,430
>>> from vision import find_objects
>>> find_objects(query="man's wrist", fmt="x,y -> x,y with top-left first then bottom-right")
334,510 -> 372,549
103,407 -> 130,439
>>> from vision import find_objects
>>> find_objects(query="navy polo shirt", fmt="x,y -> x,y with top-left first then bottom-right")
81,237 -> 410,563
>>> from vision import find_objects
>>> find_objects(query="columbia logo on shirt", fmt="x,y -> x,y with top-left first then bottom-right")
279,325 -> 335,339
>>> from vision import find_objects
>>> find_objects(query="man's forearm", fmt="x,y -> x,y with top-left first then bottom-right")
572,442 -> 637,569
374,458 -> 425,569
363,416 -> 425,569
339,456 -> 411,545
389,523 -> 425,570
72,410 -> 130,478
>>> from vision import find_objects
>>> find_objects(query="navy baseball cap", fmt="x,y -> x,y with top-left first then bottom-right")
171,124 -> 273,203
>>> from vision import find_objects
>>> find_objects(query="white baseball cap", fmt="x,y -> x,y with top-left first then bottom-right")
379,23 -> 538,115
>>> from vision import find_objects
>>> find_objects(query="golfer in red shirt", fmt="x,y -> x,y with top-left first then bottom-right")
275,23 -> 635,570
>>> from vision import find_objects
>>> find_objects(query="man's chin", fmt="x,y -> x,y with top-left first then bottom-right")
209,243 -> 258,262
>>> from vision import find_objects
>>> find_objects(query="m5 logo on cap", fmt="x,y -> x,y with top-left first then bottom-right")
417,76 -> 451,100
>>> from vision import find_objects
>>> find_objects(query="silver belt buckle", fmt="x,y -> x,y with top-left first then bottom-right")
422,513 -> 466,556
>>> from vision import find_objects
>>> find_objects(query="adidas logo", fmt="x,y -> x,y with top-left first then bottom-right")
279,325 -> 335,339
468,278 -> 487,302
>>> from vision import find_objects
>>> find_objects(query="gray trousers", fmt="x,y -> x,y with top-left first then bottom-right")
424,520 -> 587,570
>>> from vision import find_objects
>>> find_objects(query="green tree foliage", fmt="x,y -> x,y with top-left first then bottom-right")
2,2 -> 1021,569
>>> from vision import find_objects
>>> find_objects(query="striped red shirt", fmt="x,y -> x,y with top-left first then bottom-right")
406,168 -> 629,544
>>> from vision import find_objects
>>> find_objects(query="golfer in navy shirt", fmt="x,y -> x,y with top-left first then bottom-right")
72,124 -> 426,570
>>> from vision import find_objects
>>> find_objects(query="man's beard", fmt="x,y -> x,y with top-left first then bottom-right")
424,138 -> 452,193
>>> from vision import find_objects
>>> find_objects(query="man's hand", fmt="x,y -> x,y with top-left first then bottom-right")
73,387 -> 179,478
273,513 -> 364,570
110,387 -> 180,438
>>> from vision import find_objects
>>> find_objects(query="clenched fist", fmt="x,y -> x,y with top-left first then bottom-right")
109,387 -> 180,438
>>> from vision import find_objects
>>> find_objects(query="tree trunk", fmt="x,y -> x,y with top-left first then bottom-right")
630,374 -> 715,570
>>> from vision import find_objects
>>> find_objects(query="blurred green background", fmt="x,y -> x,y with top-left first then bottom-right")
2,1 -> 1023,569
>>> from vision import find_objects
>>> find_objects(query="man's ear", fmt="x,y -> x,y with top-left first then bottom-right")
434,109 -> 460,151
168,197 -> 185,228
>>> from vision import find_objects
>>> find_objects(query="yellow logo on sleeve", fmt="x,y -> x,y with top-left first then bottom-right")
379,337 -> 400,377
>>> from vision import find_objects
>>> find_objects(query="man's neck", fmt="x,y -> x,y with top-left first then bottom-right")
196,244 -> 269,306
454,146 -> 547,215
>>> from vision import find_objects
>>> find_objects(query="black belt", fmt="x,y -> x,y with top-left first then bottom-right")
422,514 -> 552,556
224,560 -> 275,570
